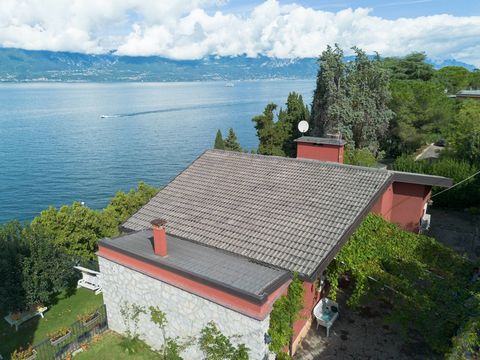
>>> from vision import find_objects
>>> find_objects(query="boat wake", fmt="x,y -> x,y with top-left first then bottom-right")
99,99 -> 261,119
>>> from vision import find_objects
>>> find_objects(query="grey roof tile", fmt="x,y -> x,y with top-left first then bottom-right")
122,150 -> 395,277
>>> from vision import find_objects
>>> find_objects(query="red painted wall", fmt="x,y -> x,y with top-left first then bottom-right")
97,246 -> 290,320
372,182 -> 431,233
292,281 -> 319,347
296,143 -> 344,163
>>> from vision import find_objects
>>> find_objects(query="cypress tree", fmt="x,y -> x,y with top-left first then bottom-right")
223,128 -> 242,152
214,129 -> 225,150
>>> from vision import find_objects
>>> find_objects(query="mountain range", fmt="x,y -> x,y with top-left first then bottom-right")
0,48 -> 476,82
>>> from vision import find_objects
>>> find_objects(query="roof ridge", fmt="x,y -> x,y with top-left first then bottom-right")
206,149 -> 391,174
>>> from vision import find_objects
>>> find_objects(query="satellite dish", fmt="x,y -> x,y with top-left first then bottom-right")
298,120 -> 309,134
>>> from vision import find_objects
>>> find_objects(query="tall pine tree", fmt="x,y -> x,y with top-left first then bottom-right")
223,128 -> 242,152
214,129 -> 225,150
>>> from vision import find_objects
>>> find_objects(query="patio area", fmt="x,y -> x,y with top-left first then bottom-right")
294,291 -> 440,360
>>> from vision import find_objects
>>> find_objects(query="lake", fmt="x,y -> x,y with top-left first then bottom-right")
0,80 -> 315,223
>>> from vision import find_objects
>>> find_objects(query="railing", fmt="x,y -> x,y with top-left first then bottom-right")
32,304 -> 108,360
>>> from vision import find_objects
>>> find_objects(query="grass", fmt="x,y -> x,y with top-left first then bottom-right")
0,288 -> 103,358
75,331 -> 161,360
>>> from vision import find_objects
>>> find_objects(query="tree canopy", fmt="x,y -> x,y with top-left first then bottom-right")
253,92 -> 309,157
311,45 -> 393,153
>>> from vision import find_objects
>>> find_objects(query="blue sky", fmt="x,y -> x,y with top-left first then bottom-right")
222,0 -> 480,18
0,0 -> 479,65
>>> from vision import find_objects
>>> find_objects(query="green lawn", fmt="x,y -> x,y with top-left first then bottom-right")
0,288 -> 103,358
75,331 -> 161,360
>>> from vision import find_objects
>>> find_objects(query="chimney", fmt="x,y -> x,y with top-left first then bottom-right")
294,136 -> 346,163
151,218 -> 168,257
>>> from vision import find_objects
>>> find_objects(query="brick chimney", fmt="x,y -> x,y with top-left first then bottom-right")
294,136 -> 346,163
151,218 -> 168,257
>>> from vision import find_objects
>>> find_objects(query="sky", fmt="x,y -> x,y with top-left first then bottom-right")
1,0 -> 479,65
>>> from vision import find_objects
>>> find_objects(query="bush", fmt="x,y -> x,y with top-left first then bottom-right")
392,155 -> 480,208
199,321 -> 249,360
344,146 -> 379,167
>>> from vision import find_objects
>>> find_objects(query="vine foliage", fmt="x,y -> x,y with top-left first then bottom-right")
327,214 -> 479,354
268,273 -> 304,356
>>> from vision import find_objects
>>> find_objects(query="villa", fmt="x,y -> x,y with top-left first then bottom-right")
97,137 -> 452,359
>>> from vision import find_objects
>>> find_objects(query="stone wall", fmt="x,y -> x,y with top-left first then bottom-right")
99,257 -> 272,360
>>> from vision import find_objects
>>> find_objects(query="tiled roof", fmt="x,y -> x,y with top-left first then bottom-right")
122,150 -> 393,278
99,231 -> 289,303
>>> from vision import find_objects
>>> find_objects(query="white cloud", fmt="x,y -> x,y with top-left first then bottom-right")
1,0 -> 480,66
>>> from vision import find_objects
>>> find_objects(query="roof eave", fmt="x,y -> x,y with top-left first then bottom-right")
392,171 -> 453,188
97,238 -> 289,305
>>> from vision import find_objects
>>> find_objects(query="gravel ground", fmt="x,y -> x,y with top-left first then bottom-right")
294,290 -> 438,360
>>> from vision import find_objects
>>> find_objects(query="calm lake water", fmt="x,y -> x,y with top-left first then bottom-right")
0,80 -> 315,223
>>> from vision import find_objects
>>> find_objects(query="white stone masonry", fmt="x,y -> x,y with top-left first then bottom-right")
99,257 -> 272,360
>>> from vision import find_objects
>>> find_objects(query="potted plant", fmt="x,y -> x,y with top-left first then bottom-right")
77,309 -> 100,327
48,326 -> 71,346
11,345 -> 36,360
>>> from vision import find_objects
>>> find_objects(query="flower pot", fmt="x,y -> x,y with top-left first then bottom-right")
82,312 -> 100,327
50,331 -> 71,346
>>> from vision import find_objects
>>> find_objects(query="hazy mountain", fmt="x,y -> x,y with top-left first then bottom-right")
0,48 -> 476,82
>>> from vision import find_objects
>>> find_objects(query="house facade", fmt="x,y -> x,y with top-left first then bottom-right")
98,137 -> 452,359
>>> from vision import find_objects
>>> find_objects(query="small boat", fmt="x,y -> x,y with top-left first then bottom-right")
224,82 -> 234,87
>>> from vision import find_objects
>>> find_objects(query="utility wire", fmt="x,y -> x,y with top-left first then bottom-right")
431,169 -> 480,198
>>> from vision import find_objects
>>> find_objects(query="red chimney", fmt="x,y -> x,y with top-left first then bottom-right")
294,136 -> 346,163
151,219 -> 168,257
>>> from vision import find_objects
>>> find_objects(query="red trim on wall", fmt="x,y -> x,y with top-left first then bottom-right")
97,246 -> 289,321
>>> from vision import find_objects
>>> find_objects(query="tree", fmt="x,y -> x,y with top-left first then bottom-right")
213,129 -> 225,150
279,92 -> 310,157
31,202 -> 110,261
447,100 -> 480,164
311,46 -> 393,152
252,93 -> 309,157
383,52 -> 435,81
21,224 -> 75,308
0,221 -> 27,313
384,79 -> 455,156
348,48 -> 393,152
311,44 -> 351,138
104,181 -> 159,226
435,66 -> 472,94
223,128 -> 242,152
31,182 -> 158,261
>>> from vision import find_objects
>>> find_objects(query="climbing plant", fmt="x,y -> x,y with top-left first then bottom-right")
267,273 -> 304,356
327,214 -> 479,354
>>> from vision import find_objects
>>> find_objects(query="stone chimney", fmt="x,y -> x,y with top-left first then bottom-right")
151,218 -> 168,257
294,136 -> 346,163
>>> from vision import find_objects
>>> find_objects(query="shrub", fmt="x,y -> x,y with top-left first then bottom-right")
391,155 -> 480,208
344,146 -> 379,167
199,321 -> 249,360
